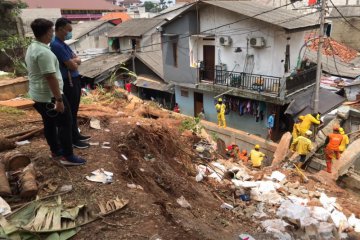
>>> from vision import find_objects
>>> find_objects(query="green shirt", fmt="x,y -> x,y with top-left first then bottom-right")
25,40 -> 63,103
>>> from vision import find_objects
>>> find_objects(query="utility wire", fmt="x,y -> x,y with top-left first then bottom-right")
328,0 -> 360,32
116,1 -> 316,53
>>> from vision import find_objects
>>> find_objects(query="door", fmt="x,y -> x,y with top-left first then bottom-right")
194,92 -> 204,117
203,45 -> 215,81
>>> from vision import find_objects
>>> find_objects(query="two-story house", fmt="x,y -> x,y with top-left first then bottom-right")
161,1 -> 344,139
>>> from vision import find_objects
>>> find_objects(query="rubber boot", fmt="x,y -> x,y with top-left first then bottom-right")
326,161 -> 332,173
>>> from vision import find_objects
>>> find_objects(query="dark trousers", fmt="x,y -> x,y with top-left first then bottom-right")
33,95 -> 73,157
63,77 -> 81,142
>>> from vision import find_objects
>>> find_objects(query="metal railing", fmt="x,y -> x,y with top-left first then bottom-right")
285,67 -> 317,94
200,68 -> 282,96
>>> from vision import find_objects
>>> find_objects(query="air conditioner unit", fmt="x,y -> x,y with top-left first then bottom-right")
250,37 -> 266,48
219,36 -> 232,46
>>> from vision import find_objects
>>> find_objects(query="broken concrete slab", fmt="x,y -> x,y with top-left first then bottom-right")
337,106 -> 351,120
331,138 -> 360,180
271,132 -> 291,166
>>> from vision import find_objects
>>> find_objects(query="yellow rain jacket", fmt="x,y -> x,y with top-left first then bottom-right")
291,136 -> 312,155
299,114 -> 320,135
292,123 -> 301,139
339,134 -> 349,152
215,103 -> 226,127
250,149 -> 265,167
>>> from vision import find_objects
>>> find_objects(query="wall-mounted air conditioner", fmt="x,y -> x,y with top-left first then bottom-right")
250,37 -> 266,48
219,36 -> 232,46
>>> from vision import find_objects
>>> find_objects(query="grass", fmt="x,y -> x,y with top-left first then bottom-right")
0,106 -> 25,115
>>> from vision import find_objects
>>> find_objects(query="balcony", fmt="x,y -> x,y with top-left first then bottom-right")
200,68 -> 282,97
285,67 -> 317,95
199,66 -> 317,99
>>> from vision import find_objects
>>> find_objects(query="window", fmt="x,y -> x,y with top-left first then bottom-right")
172,42 -> 178,67
180,90 -> 188,97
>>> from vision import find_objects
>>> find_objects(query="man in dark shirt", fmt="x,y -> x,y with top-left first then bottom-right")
50,18 -> 90,149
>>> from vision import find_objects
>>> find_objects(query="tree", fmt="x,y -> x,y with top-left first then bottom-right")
159,0 -> 167,10
144,1 -> 155,12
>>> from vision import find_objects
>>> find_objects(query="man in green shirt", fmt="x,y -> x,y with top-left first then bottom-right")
25,18 -> 86,166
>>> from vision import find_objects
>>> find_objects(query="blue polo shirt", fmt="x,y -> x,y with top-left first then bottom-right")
50,37 -> 79,81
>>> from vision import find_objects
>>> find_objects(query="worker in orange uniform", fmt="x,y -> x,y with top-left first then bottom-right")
291,130 -> 312,168
299,113 -> 320,136
250,144 -> 266,168
215,98 -> 226,128
292,115 -> 305,140
324,126 -> 343,173
239,149 -> 249,163
339,127 -> 349,153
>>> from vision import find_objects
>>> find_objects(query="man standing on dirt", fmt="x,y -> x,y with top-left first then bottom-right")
266,111 -> 275,141
50,18 -> 90,149
250,145 -> 265,168
290,130 -> 312,168
215,98 -> 226,128
324,126 -> 343,173
25,18 -> 86,166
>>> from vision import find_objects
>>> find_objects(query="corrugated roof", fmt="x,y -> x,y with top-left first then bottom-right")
108,18 -> 166,37
23,0 -> 124,10
305,50 -> 360,79
72,20 -> 114,40
155,3 -> 194,21
100,12 -> 131,21
79,53 -> 131,78
135,50 -> 164,79
134,75 -> 173,92
329,5 -> 360,18
202,1 -> 319,30
285,88 -> 345,117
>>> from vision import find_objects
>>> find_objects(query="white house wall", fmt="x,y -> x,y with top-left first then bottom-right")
198,5 -> 306,77
120,37 -> 133,52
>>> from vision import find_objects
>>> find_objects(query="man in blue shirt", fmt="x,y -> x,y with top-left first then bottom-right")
267,111 -> 275,141
51,18 -> 90,149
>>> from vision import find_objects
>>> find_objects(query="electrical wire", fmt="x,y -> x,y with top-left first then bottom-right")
115,1 -> 317,53
328,0 -> 360,32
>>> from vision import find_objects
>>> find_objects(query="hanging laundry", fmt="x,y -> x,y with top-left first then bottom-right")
246,100 -> 251,114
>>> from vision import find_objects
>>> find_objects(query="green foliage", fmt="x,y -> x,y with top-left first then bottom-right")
108,63 -> 137,86
144,1 -> 155,12
180,117 -> 203,134
0,106 -> 25,115
0,35 -> 31,76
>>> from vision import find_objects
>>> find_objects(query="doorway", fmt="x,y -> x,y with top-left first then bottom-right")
194,92 -> 204,117
203,45 -> 215,81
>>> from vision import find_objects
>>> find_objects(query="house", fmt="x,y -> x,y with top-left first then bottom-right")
114,0 -> 142,8
22,0 -> 125,21
328,5 -> 360,51
67,20 -> 116,53
160,0 -> 345,139
107,18 -> 166,53
100,12 -> 131,25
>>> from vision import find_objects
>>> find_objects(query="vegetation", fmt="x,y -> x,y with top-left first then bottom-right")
0,106 -> 25,115
180,117 -> 203,134
144,0 -> 173,13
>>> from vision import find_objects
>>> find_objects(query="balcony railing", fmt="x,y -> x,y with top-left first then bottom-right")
200,69 -> 282,96
285,67 -> 317,94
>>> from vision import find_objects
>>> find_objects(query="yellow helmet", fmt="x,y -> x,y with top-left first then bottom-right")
254,144 -> 260,150
218,98 -> 223,102
339,127 -> 345,134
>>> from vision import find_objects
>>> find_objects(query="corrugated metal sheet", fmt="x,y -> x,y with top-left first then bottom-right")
79,53 -> 131,78
285,88 -> 345,117
305,50 -> 360,79
329,5 -> 360,18
134,75 -> 173,92
108,18 -> 166,37
203,1 -> 319,30
72,20 -> 113,40
154,3 -> 194,21
23,0 -> 124,10
135,50 -> 164,79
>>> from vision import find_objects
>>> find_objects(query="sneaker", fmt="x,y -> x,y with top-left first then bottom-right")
49,149 -> 64,160
78,134 -> 91,142
60,155 -> 86,166
73,141 -> 90,149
